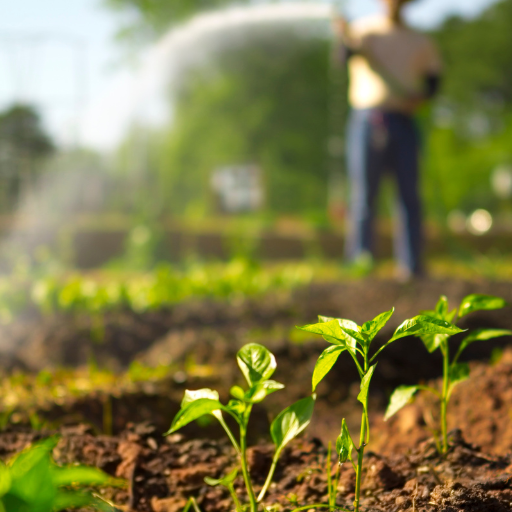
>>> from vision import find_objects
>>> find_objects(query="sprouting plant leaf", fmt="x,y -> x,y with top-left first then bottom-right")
312,346 -> 346,392
225,399 -> 245,417
181,389 -> 219,408
166,398 -> 225,434
357,364 -> 377,409
384,385 -> 420,421
237,344 -> 276,386
244,380 -> 284,403
182,388 -> 223,420
204,468 -> 238,487
449,363 -> 470,394
435,296 -> 449,317
0,462 -> 11,497
361,308 -> 394,343
299,319 -> 361,349
390,315 -> 464,343
270,395 -> 316,456
459,294 -> 508,318
458,328 -> 512,355
230,386 -> 245,401
51,466 -> 119,488
420,333 -> 449,353
336,419 -> 355,464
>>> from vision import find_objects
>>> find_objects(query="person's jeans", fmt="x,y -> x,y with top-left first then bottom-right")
345,108 -> 423,274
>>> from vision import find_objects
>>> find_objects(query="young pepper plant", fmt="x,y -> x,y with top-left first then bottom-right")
299,309 -> 463,512
385,294 -> 511,455
165,343 -> 316,512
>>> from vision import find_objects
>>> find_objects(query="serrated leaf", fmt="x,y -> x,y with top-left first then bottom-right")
390,315 -> 464,343
458,328 -> 512,355
0,462 -> 11,497
271,396 -> 316,455
237,343 -> 276,386
384,386 -> 419,421
204,468 -> 238,487
449,362 -> 470,393
361,308 -> 394,343
165,398 -> 224,434
357,364 -> 377,409
336,419 -> 355,464
244,380 -> 284,403
459,294 -> 508,318
312,345 -> 346,392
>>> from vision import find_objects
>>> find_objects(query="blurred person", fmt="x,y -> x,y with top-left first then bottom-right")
334,0 -> 442,280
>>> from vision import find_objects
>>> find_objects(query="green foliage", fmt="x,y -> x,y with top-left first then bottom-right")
0,437 -> 120,512
167,343 -> 315,512
298,309 -> 459,512
385,294 -> 511,454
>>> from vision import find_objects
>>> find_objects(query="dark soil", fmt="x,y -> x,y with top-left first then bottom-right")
2,278 -> 512,510
1,423 -> 511,512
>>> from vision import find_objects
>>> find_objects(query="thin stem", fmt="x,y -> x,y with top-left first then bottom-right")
369,340 -> 392,363
290,505 -> 350,512
228,484 -> 243,512
257,450 -> 280,502
326,442 -> 333,508
347,350 -> 364,378
217,415 -> 241,455
441,344 -> 450,455
353,407 -> 367,512
239,407 -> 258,512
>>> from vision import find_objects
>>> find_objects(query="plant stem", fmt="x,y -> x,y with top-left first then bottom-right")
353,408 -> 367,512
228,484 -> 243,512
218,416 -> 241,455
441,345 -> 450,455
326,442 -> 333,508
257,450 -> 280,502
239,408 -> 258,512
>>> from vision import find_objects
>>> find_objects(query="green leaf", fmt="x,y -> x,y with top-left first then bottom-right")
181,388 -> 223,420
270,395 -> 316,455
312,345 -> 346,392
204,468 -> 238,487
449,363 -> 470,393
458,329 -> 512,355
225,399 -> 245,419
181,388 -> 219,408
230,386 -> 245,401
357,364 -> 377,409
244,380 -> 284,403
166,398 -> 224,434
336,419 -> 355,464
384,385 -> 419,421
299,319 -> 361,350
361,308 -> 394,343
390,315 -> 464,343
51,466 -> 113,487
53,492 -> 115,512
0,462 -> 11,497
459,294 -> 508,318
237,343 -> 276,386
420,333 -> 449,353
435,296 -> 449,317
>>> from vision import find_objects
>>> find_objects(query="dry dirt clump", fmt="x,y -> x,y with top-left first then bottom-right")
372,348 -> 512,456
0,423 -> 511,512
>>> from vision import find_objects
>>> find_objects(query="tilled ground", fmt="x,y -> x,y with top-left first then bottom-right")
1,423 -> 511,512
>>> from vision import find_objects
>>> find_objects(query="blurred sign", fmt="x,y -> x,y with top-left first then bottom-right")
211,164 -> 264,213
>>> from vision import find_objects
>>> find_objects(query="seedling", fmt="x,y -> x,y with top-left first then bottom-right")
0,436 -> 122,512
299,309 -> 462,512
166,343 -> 316,512
385,294 -> 511,455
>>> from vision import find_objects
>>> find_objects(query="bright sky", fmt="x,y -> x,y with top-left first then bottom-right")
0,0 -> 500,150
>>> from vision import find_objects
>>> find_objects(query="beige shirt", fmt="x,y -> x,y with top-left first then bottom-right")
347,16 -> 442,112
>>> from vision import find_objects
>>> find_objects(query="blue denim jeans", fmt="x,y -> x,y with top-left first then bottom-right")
345,108 -> 423,274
